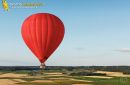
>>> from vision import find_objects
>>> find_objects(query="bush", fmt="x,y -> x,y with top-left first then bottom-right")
70,72 -> 106,76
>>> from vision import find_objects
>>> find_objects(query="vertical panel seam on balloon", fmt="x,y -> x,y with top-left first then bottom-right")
46,15 -> 59,57
44,14 -> 49,62
28,18 -> 37,57
31,17 -> 38,57
35,16 -> 41,58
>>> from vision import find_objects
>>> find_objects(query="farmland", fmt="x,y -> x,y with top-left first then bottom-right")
0,66 -> 129,85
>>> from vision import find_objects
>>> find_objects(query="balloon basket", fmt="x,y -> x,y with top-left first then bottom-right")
28,64 -> 46,76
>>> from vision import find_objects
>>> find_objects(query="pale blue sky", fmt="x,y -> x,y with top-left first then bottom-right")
0,0 -> 130,66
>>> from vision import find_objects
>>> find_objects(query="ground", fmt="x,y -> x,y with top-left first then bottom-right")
0,70 -> 129,85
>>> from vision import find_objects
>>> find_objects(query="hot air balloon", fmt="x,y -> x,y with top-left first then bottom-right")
21,13 -> 65,68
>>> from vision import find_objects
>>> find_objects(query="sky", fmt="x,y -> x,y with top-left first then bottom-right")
0,0 -> 130,66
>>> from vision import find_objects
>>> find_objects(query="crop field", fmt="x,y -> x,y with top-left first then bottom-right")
0,69 -> 129,85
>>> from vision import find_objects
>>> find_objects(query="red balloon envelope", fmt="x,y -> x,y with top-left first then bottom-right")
21,13 -> 65,64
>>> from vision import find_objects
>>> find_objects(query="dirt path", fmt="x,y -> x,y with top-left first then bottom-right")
96,71 -> 130,77
0,79 -> 18,85
70,79 -> 93,82
31,80 -> 53,83
0,73 -> 27,78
